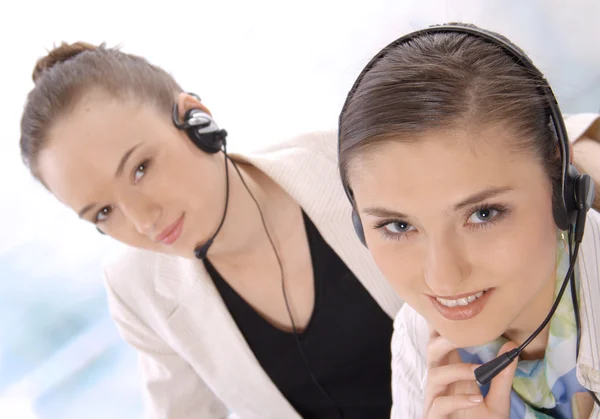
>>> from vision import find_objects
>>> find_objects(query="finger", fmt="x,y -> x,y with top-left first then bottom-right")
427,393 -> 483,418
485,341 -> 519,414
426,363 -> 480,394
427,335 -> 457,368
424,364 -> 481,412
428,323 -> 440,339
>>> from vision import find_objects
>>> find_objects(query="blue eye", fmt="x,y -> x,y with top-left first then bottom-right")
96,206 -> 112,222
468,207 -> 499,224
383,221 -> 415,234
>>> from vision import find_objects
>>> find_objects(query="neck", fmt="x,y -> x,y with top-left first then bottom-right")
204,157 -> 297,269
503,270 -> 557,360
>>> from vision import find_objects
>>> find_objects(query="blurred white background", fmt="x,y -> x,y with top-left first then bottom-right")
0,0 -> 598,417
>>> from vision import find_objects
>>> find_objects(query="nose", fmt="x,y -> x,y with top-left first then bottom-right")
423,232 -> 471,296
121,194 -> 162,236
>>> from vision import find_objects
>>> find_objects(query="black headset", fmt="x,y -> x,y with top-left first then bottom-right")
338,23 -> 595,248
174,94 -> 344,416
172,93 -> 228,155
172,93 -> 229,259
96,94 -> 227,238
338,23 -> 597,402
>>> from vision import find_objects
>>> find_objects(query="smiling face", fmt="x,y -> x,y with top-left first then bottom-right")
347,125 -> 559,347
37,89 -> 227,258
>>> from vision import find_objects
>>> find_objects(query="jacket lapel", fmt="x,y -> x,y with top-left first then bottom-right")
158,255 -> 301,419
232,131 -> 403,319
576,210 -> 600,393
154,130 -> 402,418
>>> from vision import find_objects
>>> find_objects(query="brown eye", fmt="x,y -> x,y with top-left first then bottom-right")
95,206 -> 112,222
133,160 -> 150,183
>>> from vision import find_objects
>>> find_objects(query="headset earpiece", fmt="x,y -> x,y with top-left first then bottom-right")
553,163 -> 581,231
352,209 -> 367,247
172,94 -> 227,154
573,172 -> 596,243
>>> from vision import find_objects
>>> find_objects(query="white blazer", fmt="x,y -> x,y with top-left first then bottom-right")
102,130 -> 404,419
390,113 -> 600,419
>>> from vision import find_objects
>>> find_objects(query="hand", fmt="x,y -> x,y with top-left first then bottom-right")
423,329 -> 519,419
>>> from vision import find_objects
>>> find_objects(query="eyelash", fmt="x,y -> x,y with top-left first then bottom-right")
94,158 -> 152,223
133,158 -> 151,183
466,203 -> 510,230
373,203 -> 511,241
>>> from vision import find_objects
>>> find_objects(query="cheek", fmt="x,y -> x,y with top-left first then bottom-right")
368,241 -> 423,300
476,203 -> 557,282
364,207 -> 558,303
501,210 -> 558,292
154,146 -> 222,206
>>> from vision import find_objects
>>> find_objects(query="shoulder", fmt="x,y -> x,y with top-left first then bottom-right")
392,303 -> 429,364
564,113 -> 600,144
581,209 -> 600,264
582,209 -> 600,247
102,245 -> 158,283
101,246 -> 194,318
286,129 -> 339,161
390,304 -> 428,418
588,208 -> 600,227
241,129 -> 339,163
578,209 -> 600,315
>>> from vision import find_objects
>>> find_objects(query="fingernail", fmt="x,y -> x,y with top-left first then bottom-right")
468,394 -> 483,403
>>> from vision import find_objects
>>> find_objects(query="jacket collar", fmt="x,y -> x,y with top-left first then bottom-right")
575,210 -> 600,391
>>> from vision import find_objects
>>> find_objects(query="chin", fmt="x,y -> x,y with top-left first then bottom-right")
434,319 -> 505,349
448,331 -> 501,348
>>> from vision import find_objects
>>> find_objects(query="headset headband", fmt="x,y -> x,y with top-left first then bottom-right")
338,24 -> 570,227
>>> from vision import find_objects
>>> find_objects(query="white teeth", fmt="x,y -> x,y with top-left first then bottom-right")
444,299 -> 457,307
457,298 -> 469,306
436,291 -> 485,307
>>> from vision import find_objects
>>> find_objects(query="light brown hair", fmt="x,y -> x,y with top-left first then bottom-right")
20,42 -> 183,180
338,26 -> 565,207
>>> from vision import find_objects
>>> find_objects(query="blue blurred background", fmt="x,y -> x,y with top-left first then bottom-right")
1,0 -> 598,417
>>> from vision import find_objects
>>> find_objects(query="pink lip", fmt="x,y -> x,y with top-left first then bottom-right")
428,290 -> 487,300
429,288 -> 494,321
155,214 -> 185,245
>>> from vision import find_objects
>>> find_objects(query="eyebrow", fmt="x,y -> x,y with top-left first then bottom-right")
452,186 -> 513,211
362,186 -> 513,219
362,207 -> 409,219
78,203 -> 96,219
115,143 -> 142,178
77,143 -> 142,219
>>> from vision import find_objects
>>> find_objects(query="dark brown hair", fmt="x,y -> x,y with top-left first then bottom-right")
338,26 -> 564,206
20,41 -> 183,180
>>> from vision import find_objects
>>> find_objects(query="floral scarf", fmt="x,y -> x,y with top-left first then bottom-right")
458,234 -> 587,418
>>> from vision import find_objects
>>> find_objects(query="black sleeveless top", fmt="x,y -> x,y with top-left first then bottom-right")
204,212 -> 393,418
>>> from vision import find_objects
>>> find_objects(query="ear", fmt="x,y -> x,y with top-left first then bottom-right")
176,92 -> 212,122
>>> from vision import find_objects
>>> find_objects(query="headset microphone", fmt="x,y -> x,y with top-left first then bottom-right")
474,242 -> 581,385
194,239 -> 213,260
172,94 -> 230,260
193,157 -> 230,260
474,173 -> 595,385
175,93 -> 343,415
